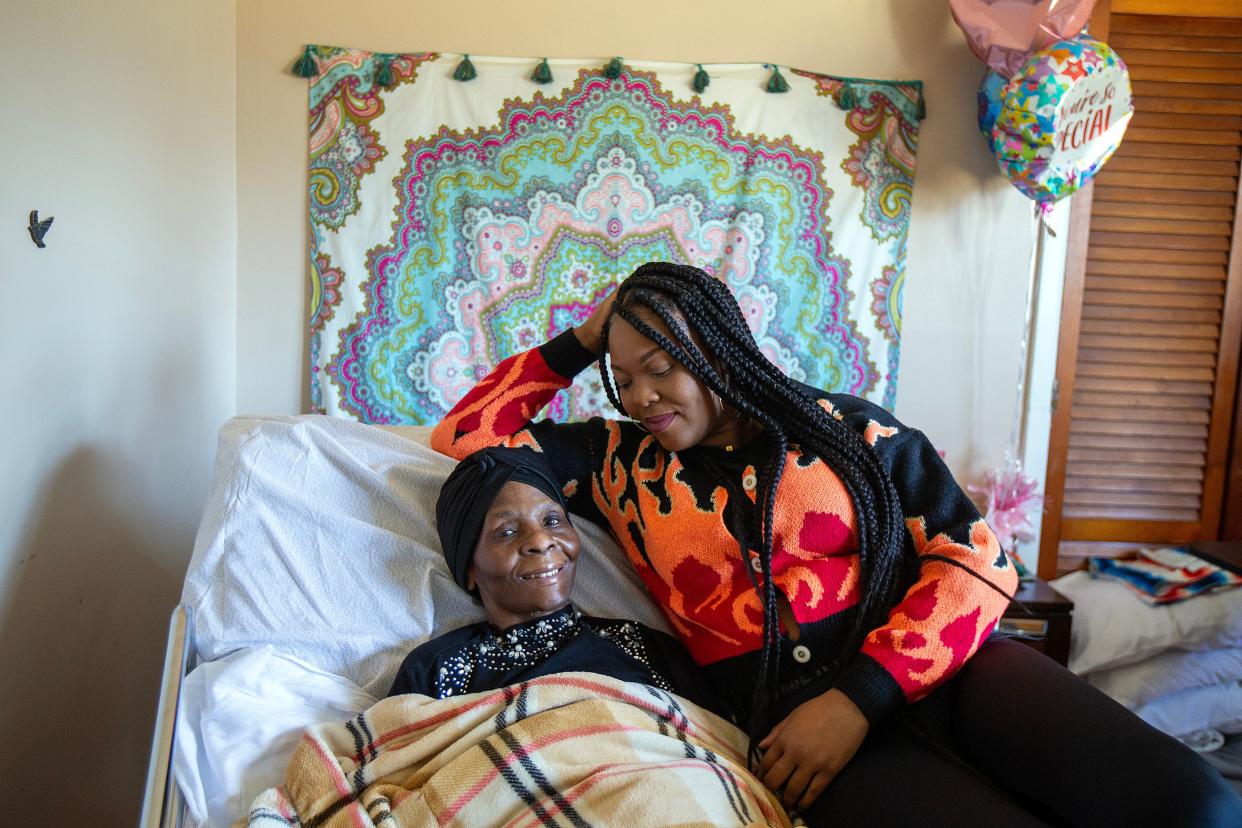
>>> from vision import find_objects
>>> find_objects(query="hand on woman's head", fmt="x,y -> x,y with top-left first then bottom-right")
572,283 -> 619,353
468,481 -> 580,630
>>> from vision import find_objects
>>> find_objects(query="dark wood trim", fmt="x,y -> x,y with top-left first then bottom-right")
1004,578 -> 1074,666
1201,154 -> 1242,537
1188,540 -> 1242,574
1219,158 -> 1242,537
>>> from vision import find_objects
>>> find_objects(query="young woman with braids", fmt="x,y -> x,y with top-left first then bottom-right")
431,262 -> 1241,825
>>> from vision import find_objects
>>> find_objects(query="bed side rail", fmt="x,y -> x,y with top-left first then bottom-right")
139,603 -> 194,828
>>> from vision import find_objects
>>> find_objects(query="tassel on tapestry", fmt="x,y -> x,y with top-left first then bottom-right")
765,64 -> 790,93
304,51 -> 924,423
834,82 -> 855,110
376,54 -> 396,86
532,58 -> 553,84
453,54 -> 477,81
693,64 -> 710,93
292,44 -> 318,78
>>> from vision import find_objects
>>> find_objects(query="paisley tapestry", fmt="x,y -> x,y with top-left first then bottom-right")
304,49 -> 923,423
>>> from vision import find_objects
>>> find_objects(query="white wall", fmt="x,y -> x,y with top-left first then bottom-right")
235,0 -> 1045,485
0,1 -> 236,822
1022,205 -> 1072,573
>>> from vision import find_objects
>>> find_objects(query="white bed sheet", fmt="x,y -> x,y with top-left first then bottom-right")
1134,680 -> 1242,740
182,415 -> 671,699
175,646 -> 376,828
1088,646 -> 1242,710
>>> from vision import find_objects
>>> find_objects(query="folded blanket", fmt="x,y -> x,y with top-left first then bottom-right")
246,672 -> 791,827
1090,548 -> 1242,606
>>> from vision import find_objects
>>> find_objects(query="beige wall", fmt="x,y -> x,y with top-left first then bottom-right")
0,1 -> 236,822
236,0 -> 1043,480
0,4 -> 1052,818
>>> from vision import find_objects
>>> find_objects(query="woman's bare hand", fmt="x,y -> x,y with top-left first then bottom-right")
572,285 -> 618,352
757,688 -> 869,811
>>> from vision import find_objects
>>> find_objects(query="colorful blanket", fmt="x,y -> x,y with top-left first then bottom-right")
1090,548 -> 1242,606
245,672 -> 791,827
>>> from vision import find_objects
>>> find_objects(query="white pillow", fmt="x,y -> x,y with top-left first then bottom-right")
1088,647 -> 1242,709
183,415 -> 671,697
174,646 -> 376,828
1050,570 -> 1242,675
1134,681 -> 1242,739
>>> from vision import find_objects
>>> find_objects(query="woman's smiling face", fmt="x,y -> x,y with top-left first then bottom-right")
607,308 -> 742,452
468,481 -> 580,630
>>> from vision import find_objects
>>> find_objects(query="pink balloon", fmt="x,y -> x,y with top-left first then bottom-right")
949,0 -> 1098,78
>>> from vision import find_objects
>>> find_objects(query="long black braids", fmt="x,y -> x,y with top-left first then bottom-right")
595,262 -> 915,758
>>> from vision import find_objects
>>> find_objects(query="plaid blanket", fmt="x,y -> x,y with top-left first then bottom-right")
245,672 -> 791,827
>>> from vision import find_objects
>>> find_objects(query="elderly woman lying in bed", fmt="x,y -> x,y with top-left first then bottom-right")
245,446 -> 787,827
388,444 -> 717,711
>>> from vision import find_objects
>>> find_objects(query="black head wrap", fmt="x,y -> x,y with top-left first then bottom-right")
436,445 -> 568,592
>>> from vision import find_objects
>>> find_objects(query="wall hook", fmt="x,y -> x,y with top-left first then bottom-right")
29,210 -> 53,248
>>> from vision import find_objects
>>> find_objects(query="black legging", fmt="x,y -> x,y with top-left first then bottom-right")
797,636 -> 1242,827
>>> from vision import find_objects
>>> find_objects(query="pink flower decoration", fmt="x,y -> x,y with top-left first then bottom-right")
968,460 -> 1044,568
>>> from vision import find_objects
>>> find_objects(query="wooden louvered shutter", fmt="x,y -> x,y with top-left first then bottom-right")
1039,1 -> 1242,577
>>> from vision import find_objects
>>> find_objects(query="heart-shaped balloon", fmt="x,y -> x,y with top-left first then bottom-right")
950,0 -> 1098,78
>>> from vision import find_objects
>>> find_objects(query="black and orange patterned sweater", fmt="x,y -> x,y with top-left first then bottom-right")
430,330 -> 1018,725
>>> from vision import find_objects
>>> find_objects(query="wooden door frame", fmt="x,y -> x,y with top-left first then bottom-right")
1218,169 -> 1242,537
1039,0 -> 1242,577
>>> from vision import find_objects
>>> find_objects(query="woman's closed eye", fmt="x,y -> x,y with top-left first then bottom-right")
615,364 -> 673,391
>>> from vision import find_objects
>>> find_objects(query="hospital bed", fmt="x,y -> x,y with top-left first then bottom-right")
139,415 -> 677,827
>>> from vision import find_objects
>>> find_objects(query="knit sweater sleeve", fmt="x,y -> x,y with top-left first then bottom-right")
823,393 -> 1019,724
429,330 -> 609,523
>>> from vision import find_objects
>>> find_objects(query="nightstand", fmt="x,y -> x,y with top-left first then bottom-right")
999,577 -> 1074,667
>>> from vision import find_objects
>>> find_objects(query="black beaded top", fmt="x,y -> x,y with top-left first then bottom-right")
387,604 -> 722,714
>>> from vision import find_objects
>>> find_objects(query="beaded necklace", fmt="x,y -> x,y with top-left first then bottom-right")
434,606 -> 582,697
